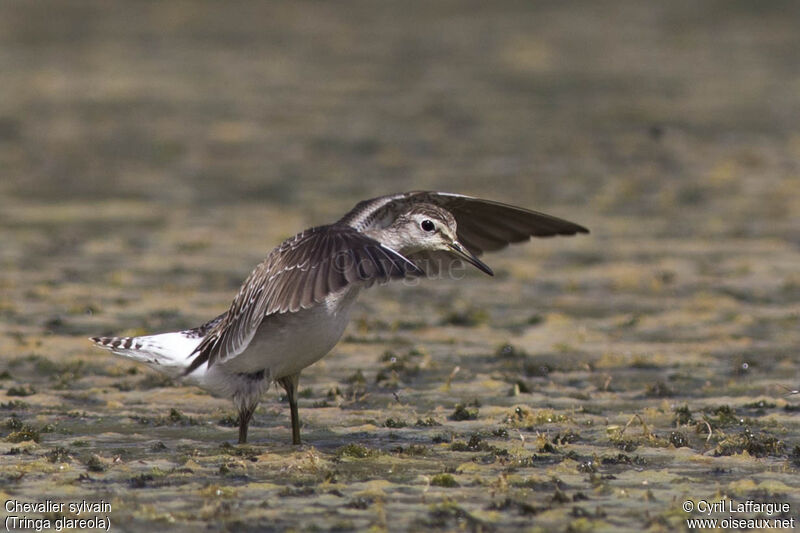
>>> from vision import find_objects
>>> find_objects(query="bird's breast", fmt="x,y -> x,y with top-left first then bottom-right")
223,286 -> 361,378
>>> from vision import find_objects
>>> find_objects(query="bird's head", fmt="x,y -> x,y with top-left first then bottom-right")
383,204 -> 494,276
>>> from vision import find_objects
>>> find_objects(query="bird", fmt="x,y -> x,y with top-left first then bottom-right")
91,191 -> 588,445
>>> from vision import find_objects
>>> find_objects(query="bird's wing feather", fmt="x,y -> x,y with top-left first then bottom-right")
186,225 -> 422,373
338,191 -> 589,255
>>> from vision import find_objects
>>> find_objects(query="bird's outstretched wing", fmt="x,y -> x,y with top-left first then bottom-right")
339,191 -> 589,255
186,225 -> 422,373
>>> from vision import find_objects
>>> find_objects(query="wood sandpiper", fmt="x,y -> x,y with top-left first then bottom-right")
91,191 -> 588,444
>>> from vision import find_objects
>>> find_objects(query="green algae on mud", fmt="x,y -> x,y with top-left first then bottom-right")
2,234 -> 799,533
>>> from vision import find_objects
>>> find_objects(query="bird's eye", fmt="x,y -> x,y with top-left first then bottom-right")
421,219 -> 435,232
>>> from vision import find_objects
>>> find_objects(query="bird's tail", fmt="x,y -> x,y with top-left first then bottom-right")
90,313 -> 226,379
90,331 -> 202,378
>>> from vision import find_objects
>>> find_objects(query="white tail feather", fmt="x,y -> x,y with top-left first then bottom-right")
90,332 -> 202,378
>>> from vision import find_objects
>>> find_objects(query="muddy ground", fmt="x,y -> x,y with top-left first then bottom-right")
1,1 -> 799,532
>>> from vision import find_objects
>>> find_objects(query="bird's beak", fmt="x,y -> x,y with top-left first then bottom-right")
448,241 -> 494,276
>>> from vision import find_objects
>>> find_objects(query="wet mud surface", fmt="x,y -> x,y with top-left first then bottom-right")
1,1 -> 799,531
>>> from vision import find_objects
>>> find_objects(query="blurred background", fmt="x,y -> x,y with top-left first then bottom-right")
1,1 -> 799,531
2,1 -> 798,218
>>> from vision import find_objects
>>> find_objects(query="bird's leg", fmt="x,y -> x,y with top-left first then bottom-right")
237,401 -> 258,444
278,373 -> 302,445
